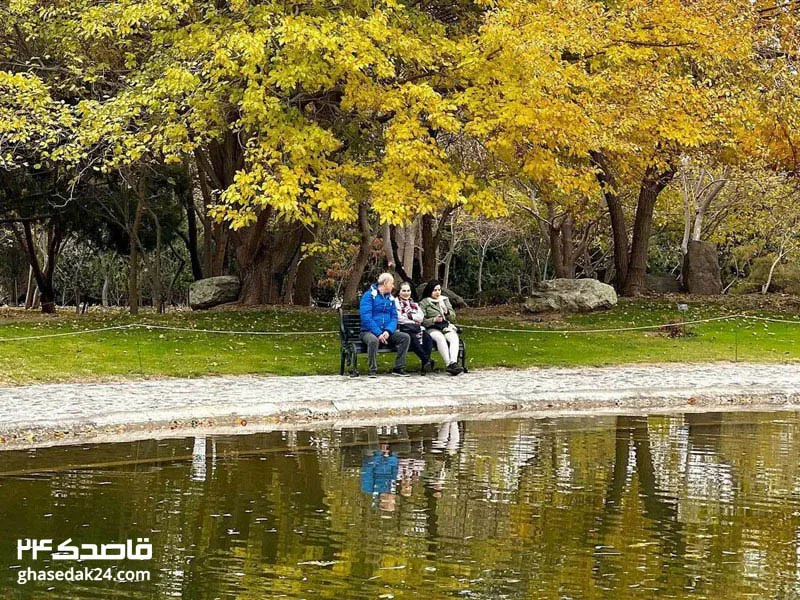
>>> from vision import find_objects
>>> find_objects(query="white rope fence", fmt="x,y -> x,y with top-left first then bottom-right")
0,313 -> 796,343
462,314 -> 746,334
138,324 -> 337,336
0,324 -> 136,343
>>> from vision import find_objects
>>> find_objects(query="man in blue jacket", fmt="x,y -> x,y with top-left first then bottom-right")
360,272 -> 411,377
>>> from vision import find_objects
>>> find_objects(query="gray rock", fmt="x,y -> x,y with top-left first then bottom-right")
646,274 -> 681,293
683,241 -> 722,295
523,278 -> 618,313
189,276 -> 241,310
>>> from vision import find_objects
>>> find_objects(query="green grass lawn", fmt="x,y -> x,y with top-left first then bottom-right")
0,299 -> 798,385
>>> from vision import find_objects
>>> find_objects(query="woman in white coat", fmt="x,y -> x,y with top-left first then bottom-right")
419,280 -> 462,375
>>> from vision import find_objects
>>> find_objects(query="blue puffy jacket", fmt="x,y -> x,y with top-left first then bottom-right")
359,284 -> 398,336
360,452 -> 399,496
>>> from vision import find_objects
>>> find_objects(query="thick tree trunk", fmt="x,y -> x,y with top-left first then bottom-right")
294,245 -> 315,306
280,226 -> 316,305
623,164 -> 676,296
548,208 -> 576,279
420,215 -> 438,281
196,135 -> 311,304
419,209 -> 453,283
232,210 -> 305,305
343,202 -> 372,306
591,151 -> 629,289
195,137 -> 242,278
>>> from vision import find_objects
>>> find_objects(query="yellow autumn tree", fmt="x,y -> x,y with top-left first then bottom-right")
24,0 -> 502,303
464,0 -> 766,295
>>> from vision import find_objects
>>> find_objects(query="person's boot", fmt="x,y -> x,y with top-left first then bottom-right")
446,362 -> 463,375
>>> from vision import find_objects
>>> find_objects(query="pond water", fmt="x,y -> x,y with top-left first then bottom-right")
3,411 -> 800,599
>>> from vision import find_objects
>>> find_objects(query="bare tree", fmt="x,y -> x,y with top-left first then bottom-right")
463,217 -> 516,294
678,157 -> 730,258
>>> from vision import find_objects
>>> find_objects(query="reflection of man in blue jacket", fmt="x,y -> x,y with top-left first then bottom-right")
359,273 -> 410,378
361,443 -> 399,510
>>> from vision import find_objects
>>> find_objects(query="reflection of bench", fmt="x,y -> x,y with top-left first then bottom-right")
338,308 -> 468,376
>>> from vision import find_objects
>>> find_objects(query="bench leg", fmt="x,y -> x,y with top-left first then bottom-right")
348,345 -> 359,377
340,350 -> 346,376
460,343 -> 468,373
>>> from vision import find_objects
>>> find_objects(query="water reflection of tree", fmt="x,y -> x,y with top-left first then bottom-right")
593,416 -> 687,589
9,414 -> 800,599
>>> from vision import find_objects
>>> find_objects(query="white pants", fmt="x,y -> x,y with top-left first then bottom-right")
429,329 -> 460,365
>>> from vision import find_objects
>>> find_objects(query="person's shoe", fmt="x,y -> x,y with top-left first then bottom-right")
446,362 -> 463,375
368,370 -> 378,378
422,360 -> 435,374
392,367 -> 411,377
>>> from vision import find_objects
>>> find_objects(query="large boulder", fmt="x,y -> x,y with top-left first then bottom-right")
189,276 -> 241,310
523,278 -> 618,313
683,241 -> 722,295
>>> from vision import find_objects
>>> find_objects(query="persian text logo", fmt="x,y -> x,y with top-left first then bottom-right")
17,538 -> 152,561
17,566 -> 151,585
15,538 -> 152,586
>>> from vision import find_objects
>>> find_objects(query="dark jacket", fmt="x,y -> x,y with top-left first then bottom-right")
359,284 -> 398,336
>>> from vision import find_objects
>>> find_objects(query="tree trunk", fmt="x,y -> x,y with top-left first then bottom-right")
343,202 -> 373,306
388,225 -> 414,284
382,223 -> 395,271
294,231 -> 316,306
128,179 -> 147,315
762,248 -> 787,294
548,209 -> 576,279
397,220 -> 418,279
232,210 -> 305,305
421,215 -> 437,281
15,221 -> 62,313
102,271 -> 110,307
195,136 -> 242,278
183,185 -> 204,281
591,151 -> 629,290
197,166 -> 215,277
477,245 -> 487,294
280,226 -> 315,304
623,164 -> 676,296
24,265 -> 34,309
150,209 -> 163,313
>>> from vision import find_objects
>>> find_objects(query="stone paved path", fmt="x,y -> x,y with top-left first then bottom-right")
0,363 -> 799,449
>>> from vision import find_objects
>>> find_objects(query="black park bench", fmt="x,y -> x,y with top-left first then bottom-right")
339,308 -> 468,376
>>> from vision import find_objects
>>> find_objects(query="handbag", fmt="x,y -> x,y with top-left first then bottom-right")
399,322 -> 422,335
431,319 -> 451,332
